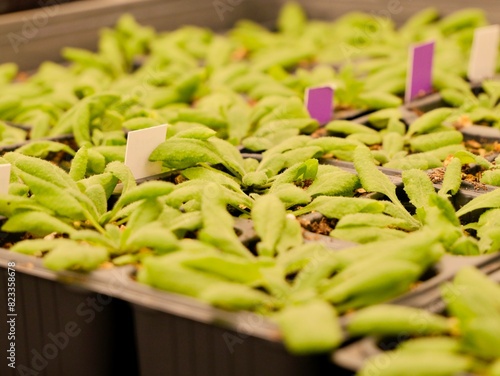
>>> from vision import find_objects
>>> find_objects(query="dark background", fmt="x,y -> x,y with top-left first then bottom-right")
0,0 -> 80,15
1,0 -> 500,69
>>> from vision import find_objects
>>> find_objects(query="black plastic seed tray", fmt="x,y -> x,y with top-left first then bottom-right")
0,245 -> 351,376
403,86 -> 500,145
404,92 -> 447,115
332,254 -> 500,373
0,0 -> 278,71
4,0 -> 500,69
2,0 -> 495,160
237,95 -> 456,161
288,162 -> 497,246
0,212 -> 259,376
334,88 -> 500,180
1,2 -> 500,375
0,134 -> 75,155
322,150 -> 500,197
0,180 -> 496,376
320,157 -> 404,182
124,231 -> 500,376
293,177 -> 500,283
404,81 -> 484,115
130,297 -> 348,376
392,253 -> 500,313
293,0 -> 500,25
316,109 -> 424,177
298,213 -> 500,303
0,249 -> 139,376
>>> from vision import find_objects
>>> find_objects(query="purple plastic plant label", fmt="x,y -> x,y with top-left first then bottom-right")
405,41 -> 435,103
468,25 -> 500,82
125,124 -> 167,179
305,86 -> 334,125
0,164 -> 10,194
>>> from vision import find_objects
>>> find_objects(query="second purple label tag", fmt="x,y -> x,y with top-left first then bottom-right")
405,41 -> 435,103
305,86 -> 334,125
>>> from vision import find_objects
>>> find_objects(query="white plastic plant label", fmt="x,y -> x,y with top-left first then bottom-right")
0,164 -> 11,194
468,25 -> 500,83
124,124 -> 168,179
